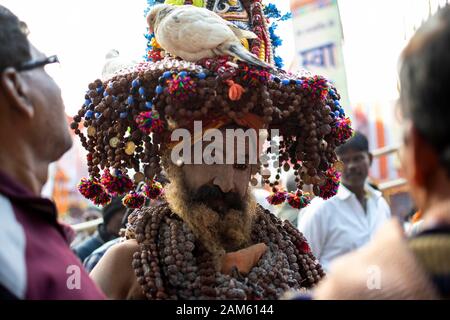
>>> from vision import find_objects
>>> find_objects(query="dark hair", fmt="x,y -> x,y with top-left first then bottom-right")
336,131 -> 369,155
102,197 -> 126,225
0,6 -> 30,71
400,5 -> 450,174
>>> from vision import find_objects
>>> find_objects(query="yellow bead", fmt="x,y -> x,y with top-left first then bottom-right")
124,141 -> 136,155
109,137 -> 120,148
87,126 -> 96,137
259,43 -> 265,61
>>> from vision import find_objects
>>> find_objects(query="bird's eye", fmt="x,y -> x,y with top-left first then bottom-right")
217,3 -> 230,13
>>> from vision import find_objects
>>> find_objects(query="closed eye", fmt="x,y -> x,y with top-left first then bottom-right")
233,164 -> 248,171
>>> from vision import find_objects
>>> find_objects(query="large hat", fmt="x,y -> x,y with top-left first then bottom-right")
71,0 -> 352,209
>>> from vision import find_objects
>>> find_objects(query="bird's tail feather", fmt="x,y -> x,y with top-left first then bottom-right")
226,44 -> 273,70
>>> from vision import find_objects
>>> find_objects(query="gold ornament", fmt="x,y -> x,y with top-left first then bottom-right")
125,141 -> 136,155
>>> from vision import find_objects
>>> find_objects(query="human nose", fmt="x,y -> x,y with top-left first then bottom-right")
212,166 -> 235,193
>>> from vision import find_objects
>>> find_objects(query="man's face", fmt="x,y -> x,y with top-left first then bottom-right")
23,45 -> 72,161
180,128 -> 254,214
337,149 -> 371,189
106,208 -> 127,237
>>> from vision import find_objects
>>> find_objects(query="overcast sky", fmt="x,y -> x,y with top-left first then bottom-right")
2,0 -> 448,114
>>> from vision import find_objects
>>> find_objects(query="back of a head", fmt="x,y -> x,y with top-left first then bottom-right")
335,131 -> 369,156
0,6 -> 30,72
399,5 -> 450,175
102,197 -> 126,225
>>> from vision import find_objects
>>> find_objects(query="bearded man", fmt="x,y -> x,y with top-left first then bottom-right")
71,0 -> 352,300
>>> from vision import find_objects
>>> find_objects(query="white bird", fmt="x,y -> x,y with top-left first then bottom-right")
147,4 -> 272,69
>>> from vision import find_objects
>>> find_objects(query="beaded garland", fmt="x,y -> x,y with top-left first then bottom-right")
71,54 -> 351,208
130,202 -> 324,300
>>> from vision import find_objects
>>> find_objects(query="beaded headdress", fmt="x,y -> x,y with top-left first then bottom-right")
71,0 -> 352,209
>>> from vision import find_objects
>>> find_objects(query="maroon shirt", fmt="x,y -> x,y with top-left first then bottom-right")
0,170 -> 105,300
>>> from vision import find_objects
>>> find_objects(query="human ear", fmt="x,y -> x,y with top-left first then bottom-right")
410,126 -> 438,188
0,68 -> 34,118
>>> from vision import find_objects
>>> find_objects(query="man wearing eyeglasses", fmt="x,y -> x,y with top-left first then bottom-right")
0,5 -> 104,299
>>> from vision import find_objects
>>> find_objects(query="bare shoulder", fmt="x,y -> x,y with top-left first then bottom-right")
314,219 -> 439,299
90,239 -> 141,299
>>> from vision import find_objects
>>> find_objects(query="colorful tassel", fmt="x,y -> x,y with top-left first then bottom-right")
78,178 -> 103,199
318,167 -> 341,200
297,240 -> 311,254
266,190 -> 287,206
166,73 -> 197,101
332,117 -> 353,143
136,111 -> 164,135
78,178 -> 111,206
122,191 -> 146,209
91,192 -> 112,206
100,169 -> 133,196
143,180 -> 163,199
287,191 -> 311,209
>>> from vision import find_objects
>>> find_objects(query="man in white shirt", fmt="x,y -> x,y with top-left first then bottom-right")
298,132 -> 391,272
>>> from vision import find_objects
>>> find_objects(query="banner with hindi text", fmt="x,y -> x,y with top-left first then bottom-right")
290,0 -> 351,115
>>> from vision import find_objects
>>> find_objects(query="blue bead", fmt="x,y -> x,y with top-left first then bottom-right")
163,71 -> 172,79
282,79 -> 290,86
138,87 -> 146,95
296,80 -> 302,86
108,83 -> 113,89
132,79 -> 140,88
334,100 -> 340,106
127,96 -> 134,105
197,72 -> 206,79
103,90 -> 109,97
155,85 -> 164,95
339,108 -> 345,116
178,71 -> 188,78
85,110 -> 94,119
96,87 -> 104,94
145,101 -> 153,110
95,112 -> 101,119
334,111 -> 340,117
84,99 -> 92,107
120,112 -> 128,119
112,96 -> 118,102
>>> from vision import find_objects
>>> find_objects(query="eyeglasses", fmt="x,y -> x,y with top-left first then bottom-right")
16,55 -> 59,72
